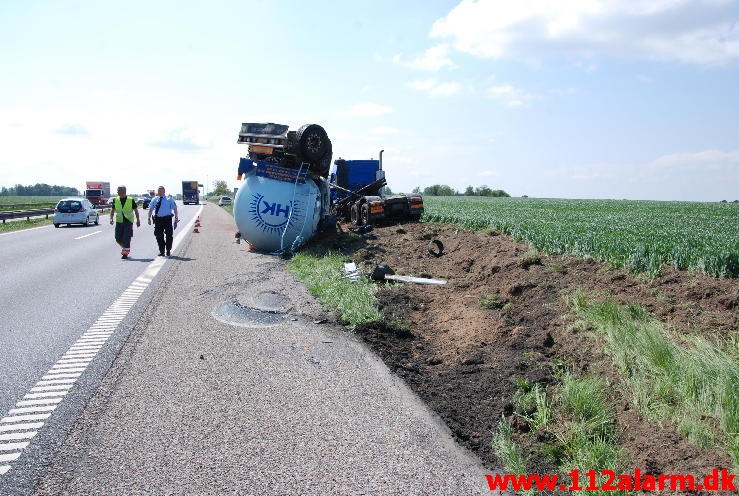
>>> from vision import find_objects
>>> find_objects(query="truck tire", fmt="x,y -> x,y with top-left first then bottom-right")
296,124 -> 329,163
312,138 -> 332,177
350,204 -> 363,226
361,203 -> 370,225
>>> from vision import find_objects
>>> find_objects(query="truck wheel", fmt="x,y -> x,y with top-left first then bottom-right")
313,138 -> 332,177
361,203 -> 370,225
296,124 -> 329,162
54,223 -> 59,228
350,204 -> 363,226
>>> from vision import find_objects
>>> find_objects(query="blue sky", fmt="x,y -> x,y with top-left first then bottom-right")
1,0 -> 738,200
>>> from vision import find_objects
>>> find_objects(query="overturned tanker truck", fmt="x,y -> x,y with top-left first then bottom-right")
233,122 -> 423,253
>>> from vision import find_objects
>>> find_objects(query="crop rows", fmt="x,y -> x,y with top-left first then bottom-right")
422,197 -> 739,278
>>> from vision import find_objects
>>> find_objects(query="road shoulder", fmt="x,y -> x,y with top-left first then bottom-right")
35,204 -> 490,495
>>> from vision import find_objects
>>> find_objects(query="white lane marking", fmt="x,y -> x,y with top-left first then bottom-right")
0,442 -> 29,451
1,414 -> 51,423
34,378 -> 76,386
8,406 -> 57,415
41,373 -> 82,380
0,205 -> 202,477
25,392 -> 67,399
74,230 -> 102,240
31,385 -> 74,392
44,367 -> 87,374
0,453 -> 22,463
54,362 -> 91,368
0,432 -> 37,441
0,423 -> 43,433
0,225 -> 52,236
16,398 -> 63,407
56,360 -> 93,365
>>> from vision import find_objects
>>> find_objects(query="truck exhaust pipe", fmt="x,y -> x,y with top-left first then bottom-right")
379,149 -> 384,171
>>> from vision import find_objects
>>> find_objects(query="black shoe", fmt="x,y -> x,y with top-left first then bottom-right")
158,252 -> 164,256
166,250 -> 171,256
121,254 -> 128,259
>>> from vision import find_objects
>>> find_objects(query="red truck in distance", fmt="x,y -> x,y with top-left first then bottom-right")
85,181 -> 110,207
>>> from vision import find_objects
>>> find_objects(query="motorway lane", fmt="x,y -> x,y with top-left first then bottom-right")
0,201 -> 202,492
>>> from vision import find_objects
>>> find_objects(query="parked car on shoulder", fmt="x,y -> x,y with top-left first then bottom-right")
53,198 -> 100,227
218,196 -> 232,206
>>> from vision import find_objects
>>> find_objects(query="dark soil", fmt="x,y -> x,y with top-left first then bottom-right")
316,222 -> 738,492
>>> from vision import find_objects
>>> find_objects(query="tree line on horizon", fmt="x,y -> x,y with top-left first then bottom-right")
407,184 -> 511,197
1,183 -> 80,196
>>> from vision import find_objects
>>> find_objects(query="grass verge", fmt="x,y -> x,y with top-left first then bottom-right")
570,291 -> 739,469
494,370 -> 627,495
287,247 -> 380,327
0,217 -> 52,234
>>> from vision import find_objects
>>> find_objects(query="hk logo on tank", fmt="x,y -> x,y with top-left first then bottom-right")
249,194 -> 302,234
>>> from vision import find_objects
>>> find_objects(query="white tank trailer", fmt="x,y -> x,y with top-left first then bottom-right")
233,123 -> 332,253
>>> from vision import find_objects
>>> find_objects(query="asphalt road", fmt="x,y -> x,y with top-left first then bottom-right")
0,201 -> 203,494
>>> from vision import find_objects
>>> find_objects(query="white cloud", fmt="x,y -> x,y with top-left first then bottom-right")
479,170 -> 497,177
394,44 -> 456,71
341,103 -> 394,117
430,0 -> 739,66
147,127 -> 212,151
408,78 -> 463,97
486,83 -> 537,107
371,126 -> 401,135
647,149 -> 739,172
55,124 -> 88,135
556,149 -> 739,200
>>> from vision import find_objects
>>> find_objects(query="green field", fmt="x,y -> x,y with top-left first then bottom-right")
0,196 -> 67,204
0,196 -> 65,211
422,197 -> 739,278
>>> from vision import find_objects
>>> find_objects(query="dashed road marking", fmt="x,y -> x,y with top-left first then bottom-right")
74,230 -> 103,240
0,205 -> 202,478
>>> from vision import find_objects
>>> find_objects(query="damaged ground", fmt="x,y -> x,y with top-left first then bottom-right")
309,221 -> 738,491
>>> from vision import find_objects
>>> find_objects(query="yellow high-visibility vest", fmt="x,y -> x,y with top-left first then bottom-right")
114,197 -> 135,223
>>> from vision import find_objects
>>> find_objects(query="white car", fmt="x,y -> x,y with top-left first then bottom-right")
218,196 -> 232,206
53,198 -> 100,227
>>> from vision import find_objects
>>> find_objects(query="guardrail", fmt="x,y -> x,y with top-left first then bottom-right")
0,209 -> 55,222
0,203 -> 57,210
0,206 -> 110,223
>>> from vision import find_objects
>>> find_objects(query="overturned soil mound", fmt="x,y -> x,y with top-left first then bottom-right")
325,222 -> 737,487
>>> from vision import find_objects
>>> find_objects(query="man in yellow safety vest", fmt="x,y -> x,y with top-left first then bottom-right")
109,185 -> 141,259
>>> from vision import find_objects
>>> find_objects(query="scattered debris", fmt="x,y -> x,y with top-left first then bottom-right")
199,354 -> 205,360
427,239 -> 444,257
349,225 -> 373,234
343,262 -> 361,281
313,319 -> 327,324
384,274 -> 447,285
370,263 -> 395,281
370,263 -> 446,285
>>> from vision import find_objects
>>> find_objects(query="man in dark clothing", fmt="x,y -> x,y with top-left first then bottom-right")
109,185 -> 141,259
147,185 -> 179,257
